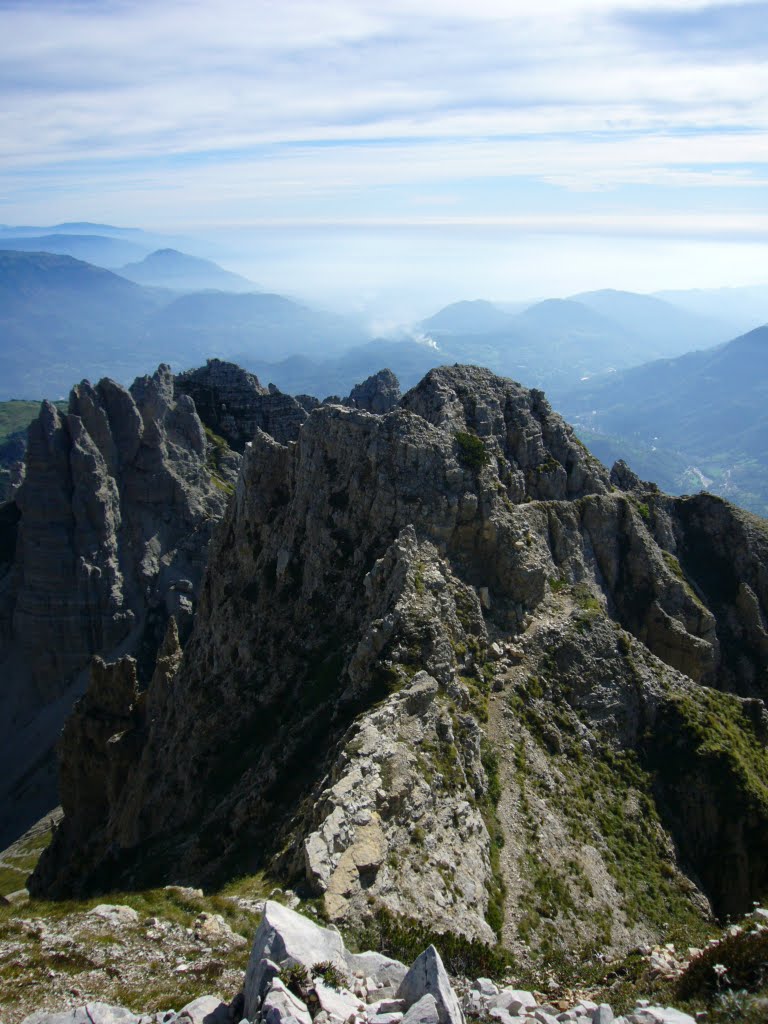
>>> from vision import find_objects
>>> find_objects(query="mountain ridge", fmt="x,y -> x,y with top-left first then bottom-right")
5,362 -> 763,973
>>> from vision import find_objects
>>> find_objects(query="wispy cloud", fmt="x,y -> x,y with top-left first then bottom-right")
0,0 -> 766,258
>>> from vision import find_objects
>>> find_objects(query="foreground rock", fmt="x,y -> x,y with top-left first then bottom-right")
244,901 -> 348,1016
397,946 -> 464,1024
19,998 -> 233,1024
4,898 -> 752,1024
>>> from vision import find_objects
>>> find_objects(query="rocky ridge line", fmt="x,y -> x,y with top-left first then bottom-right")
26,365 -> 768,965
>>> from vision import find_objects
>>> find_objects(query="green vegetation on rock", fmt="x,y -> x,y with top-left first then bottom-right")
454,430 -> 489,470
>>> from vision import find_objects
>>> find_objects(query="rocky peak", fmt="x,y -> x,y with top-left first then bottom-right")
6,365 -> 231,703
345,368 -> 402,414
400,365 -> 610,502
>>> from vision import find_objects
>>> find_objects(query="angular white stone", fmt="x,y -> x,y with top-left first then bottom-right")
593,1007 -> 614,1024
639,1010 -> 695,1024
194,912 -> 247,946
532,1011 -> 558,1024
88,905 -> 140,926
402,996 -> 441,1024
370,1001 -> 407,1015
472,980 -> 499,997
313,980 -> 362,1024
493,992 -> 536,1015
261,980 -> 312,1024
488,1009 -> 515,1024
177,996 -> 230,1024
244,901 -> 347,1017
20,1005 -> 140,1024
397,947 -> 464,1024
346,951 -> 408,991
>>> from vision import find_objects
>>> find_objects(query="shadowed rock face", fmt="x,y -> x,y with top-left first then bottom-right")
3,364 -> 234,703
345,368 -> 402,414
175,359 -> 311,450
30,365 -> 768,949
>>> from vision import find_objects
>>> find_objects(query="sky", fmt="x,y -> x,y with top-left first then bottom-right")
1,0 -> 767,312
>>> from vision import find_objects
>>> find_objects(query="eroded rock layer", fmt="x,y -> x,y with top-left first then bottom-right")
3,365 -> 234,701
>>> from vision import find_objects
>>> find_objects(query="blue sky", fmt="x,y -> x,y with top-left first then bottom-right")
1,0 -> 767,308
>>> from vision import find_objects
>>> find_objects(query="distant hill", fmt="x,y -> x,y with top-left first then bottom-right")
118,248 -> 258,293
420,299 -> 515,334
238,339 -> 446,397
0,251 -> 171,398
414,291 -> 742,401
146,290 -> 367,364
0,399 -> 69,501
560,326 -> 768,514
0,222 -> 146,239
0,251 -> 370,399
0,400 -> 51,446
224,290 -> 754,404
0,233 -> 150,267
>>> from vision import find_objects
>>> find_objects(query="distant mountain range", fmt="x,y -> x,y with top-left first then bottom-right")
0,251 -> 369,399
0,221 -> 149,238
419,290 -> 741,398
0,233 -> 151,267
655,283 -> 768,334
3,233 -> 768,515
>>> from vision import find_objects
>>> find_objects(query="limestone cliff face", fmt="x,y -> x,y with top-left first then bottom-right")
2,364 -> 235,703
31,366 -> 768,961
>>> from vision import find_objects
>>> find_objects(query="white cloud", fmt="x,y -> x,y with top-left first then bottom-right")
0,0 -> 766,247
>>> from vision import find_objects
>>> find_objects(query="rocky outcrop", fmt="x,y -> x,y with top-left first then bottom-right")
345,370 -> 401,414
3,364 -> 235,703
10,890 -> 763,1024
175,359 -> 311,449
30,366 -> 768,957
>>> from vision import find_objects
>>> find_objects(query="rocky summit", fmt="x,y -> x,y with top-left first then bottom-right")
12,362 -> 763,973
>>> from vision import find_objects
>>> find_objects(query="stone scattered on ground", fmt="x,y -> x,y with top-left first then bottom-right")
5,893 -> 766,1024
239,902 -> 702,1024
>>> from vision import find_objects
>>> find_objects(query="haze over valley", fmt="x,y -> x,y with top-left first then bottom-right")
2,223 -> 768,514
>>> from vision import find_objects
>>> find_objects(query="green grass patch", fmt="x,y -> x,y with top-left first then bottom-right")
0,401 -> 49,445
205,425 -> 235,495
509,697 -> 712,948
